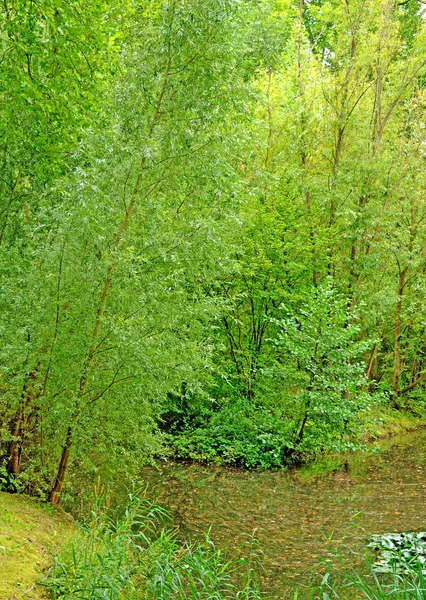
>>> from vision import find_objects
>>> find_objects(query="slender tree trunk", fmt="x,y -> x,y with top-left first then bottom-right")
400,371 -> 426,396
365,339 -> 379,392
366,342 -> 378,381
296,411 -> 309,446
47,196 -> 137,505
297,0 -> 318,286
392,206 -> 416,406
295,380 -> 313,448
47,426 -> 72,507
47,32 -> 174,506
7,364 -> 40,479
0,172 -> 20,246
392,266 -> 407,406
7,406 -> 23,479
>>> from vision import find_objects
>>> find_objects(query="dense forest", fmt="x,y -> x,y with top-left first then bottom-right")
1,0 -> 426,507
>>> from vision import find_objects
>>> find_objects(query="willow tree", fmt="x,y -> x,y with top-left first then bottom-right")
0,0 -> 117,483
0,0 -> 261,503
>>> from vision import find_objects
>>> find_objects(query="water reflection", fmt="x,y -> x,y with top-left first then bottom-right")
141,430 -> 426,597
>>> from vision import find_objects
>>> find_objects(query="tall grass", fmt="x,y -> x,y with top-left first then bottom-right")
43,490 -> 264,600
317,566 -> 426,599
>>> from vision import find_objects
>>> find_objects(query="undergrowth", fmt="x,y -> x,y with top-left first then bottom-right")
167,400 -> 294,468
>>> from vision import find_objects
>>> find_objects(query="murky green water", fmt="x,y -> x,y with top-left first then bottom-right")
141,430 -> 426,597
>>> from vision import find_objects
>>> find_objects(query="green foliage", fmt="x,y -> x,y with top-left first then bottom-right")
168,283 -> 374,466
273,282 -> 374,452
368,533 -> 426,574
44,492 -> 264,599
0,466 -> 16,492
166,0 -> 426,469
3,0 -> 426,501
168,399 -> 294,468
0,0 -> 263,496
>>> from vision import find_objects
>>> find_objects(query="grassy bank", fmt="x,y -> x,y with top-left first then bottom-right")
0,488 -> 262,600
291,406 -> 426,481
356,406 -> 426,442
0,492 -> 74,599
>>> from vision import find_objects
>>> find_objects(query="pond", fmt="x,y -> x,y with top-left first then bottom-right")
141,429 -> 426,597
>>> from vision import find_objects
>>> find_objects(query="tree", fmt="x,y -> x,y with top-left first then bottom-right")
273,282 -> 371,453
1,0 -> 262,502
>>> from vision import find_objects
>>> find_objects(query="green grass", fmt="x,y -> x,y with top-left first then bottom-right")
294,406 -> 426,482
44,490 -> 265,600
0,492 -> 74,599
356,406 -> 425,442
317,567 -> 426,599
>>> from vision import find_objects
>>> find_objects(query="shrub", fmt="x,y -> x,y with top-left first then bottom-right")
168,400 -> 294,468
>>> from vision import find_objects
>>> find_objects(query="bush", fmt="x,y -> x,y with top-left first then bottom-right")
168,400 -> 295,468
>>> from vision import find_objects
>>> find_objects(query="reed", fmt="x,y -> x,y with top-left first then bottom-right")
317,565 -> 426,599
43,490 -> 264,600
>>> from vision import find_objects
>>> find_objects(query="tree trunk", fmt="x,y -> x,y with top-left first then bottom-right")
6,364 -> 40,479
47,426 -> 72,507
7,406 -> 23,479
295,411 -> 309,447
366,342 -> 378,380
392,266 -> 407,407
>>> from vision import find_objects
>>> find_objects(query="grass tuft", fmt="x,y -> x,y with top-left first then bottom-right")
44,490 -> 265,599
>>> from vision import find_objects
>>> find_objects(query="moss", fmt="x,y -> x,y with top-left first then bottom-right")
356,406 -> 426,441
0,492 -> 74,599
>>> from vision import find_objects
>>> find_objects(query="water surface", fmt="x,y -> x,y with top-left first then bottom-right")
142,430 -> 426,597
